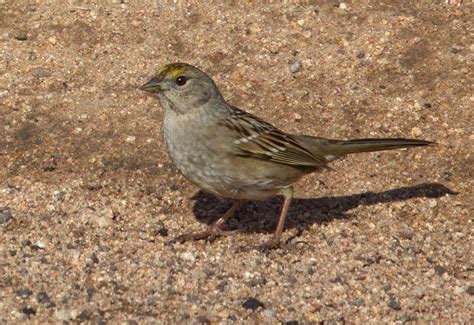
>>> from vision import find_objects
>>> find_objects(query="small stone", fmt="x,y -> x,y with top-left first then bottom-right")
356,52 -> 365,59
466,286 -> 474,295
31,67 -> 51,78
22,239 -> 32,246
411,127 -> 422,137
242,297 -> 265,310
16,288 -> 33,298
294,113 -> 302,121
387,298 -> 402,310
19,306 -> 36,316
181,252 -> 196,263
339,3 -> 348,9
126,135 -> 136,143
54,309 -> 72,321
78,311 -> 91,322
36,291 -> 55,308
47,36 -> 57,45
423,103 -> 432,109
288,60 -> 302,73
449,47 -> 459,54
354,298 -> 365,306
434,265 -> 446,275
35,240 -> 46,249
14,34 -> 27,41
0,210 -> 13,224
454,286 -> 465,295
284,321 -> 299,325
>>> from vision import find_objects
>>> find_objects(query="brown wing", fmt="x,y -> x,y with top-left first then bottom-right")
220,107 -> 328,168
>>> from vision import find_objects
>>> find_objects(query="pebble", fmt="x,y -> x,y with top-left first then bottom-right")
288,60 -> 302,73
36,291 -> 55,308
0,210 -> 13,224
294,113 -> 302,121
54,309 -> 79,321
31,67 -> 51,78
242,297 -> 265,310
467,286 -> 474,295
180,252 -> 196,263
19,306 -> 36,316
339,3 -> 348,10
411,127 -> 422,137
14,34 -> 27,41
126,135 -> 136,143
434,265 -> 446,275
387,298 -> 402,310
284,321 -> 299,325
47,36 -> 57,45
16,288 -> 33,298
354,298 -> 365,306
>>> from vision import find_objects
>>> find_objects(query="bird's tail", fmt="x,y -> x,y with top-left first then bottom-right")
295,136 -> 434,163
333,138 -> 434,155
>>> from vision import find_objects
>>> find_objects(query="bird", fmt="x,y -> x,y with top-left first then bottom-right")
139,62 -> 433,250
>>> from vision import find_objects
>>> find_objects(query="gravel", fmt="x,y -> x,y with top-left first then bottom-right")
0,1 -> 472,323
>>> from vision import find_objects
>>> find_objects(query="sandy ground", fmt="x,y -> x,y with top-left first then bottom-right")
1,1 -> 473,323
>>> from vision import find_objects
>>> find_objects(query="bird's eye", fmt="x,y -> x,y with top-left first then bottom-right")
176,76 -> 187,86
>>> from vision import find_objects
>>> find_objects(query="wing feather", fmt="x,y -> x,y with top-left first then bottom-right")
221,107 -> 328,167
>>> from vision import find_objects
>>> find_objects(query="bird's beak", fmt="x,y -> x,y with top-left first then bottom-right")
139,77 -> 161,93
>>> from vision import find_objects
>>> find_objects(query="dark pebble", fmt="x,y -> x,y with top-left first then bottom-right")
449,47 -> 459,54
242,297 -> 265,310
435,265 -> 446,275
78,310 -> 91,322
10,250 -> 17,256
91,252 -> 99,264
466,286 -> 474,295
127,320 -> 139,325
354,298 -> 365,306
387,298 -> 402,310
158,227 -> 168,236
19,306 -> 36,316
14,34 -> 28,41
22,239 -> 32,246
423,103 -> 432,109
285,321 -> 299,325
86,285 -> 96,299
0,210 -> 13,224
356,52 -> 365,59
16,288 -> 33,298
36,291 -> 55,308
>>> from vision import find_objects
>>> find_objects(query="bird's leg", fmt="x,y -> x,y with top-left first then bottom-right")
258,186 -> 293,251
169,200 -> 242,244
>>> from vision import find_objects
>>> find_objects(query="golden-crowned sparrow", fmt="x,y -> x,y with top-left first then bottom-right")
140,63 -> 433,249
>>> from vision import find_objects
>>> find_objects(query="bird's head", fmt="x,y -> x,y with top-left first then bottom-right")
140,63 -> 221,114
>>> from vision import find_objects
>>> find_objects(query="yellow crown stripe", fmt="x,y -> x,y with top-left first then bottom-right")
156,64 -> 186,78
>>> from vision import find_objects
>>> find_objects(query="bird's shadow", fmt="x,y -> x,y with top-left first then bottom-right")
190,183 -> 456,234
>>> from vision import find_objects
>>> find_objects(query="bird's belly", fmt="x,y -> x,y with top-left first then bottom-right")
167,144 -> 281,199
163,115 -> 301,200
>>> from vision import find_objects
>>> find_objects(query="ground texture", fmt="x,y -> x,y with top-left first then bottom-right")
0,1 -> 473,323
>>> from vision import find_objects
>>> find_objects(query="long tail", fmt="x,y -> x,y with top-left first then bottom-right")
334,138 -> 434,155
295,136 -> 434,163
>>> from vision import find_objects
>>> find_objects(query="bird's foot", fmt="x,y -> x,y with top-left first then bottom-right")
166,226 -> 239,245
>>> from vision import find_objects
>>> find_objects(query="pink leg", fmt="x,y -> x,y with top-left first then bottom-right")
259,187 -> 293,250
170,200 -> 242,244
